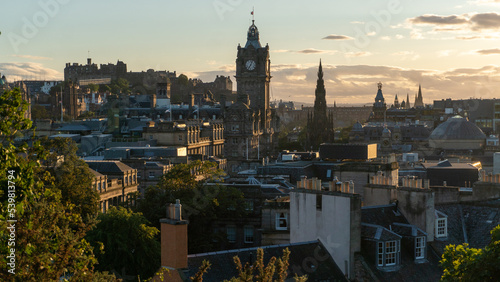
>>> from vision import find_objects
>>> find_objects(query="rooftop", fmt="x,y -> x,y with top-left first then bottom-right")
186,240 -> 347,281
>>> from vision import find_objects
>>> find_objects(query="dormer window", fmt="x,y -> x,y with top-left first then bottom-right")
435,210 -> 448,238
436,218 -> 447,238
276,213 -> 288,230
415,236 -> 426,259
377,240 -> 401,267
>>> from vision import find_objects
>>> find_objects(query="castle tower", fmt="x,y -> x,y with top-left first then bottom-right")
307,60 -> 334,150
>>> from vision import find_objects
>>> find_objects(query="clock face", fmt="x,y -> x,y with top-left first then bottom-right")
245,60 -> 256,71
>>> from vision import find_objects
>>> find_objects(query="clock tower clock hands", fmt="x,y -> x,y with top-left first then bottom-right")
245,60 -> 256,71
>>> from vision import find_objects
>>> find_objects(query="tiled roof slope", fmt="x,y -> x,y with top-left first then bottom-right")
186,240 -> 347,281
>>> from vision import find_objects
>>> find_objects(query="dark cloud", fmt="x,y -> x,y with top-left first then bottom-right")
476,48 -> 500,55
409,14 -> 467,25
322,34 -> 353,40
470,13 -> 500,30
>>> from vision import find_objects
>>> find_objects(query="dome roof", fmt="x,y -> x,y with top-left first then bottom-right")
382,127 -> 391,137
429,116 -> 485,141
352,121 -> 363,131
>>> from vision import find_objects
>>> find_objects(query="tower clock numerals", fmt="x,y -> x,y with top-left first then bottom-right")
245,60 -> 256,71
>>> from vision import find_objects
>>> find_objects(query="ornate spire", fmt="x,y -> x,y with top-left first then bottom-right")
374,82 -> 385,103
415,84 -> 424,107
315,59 -> 326,104
245,18 -> 261,49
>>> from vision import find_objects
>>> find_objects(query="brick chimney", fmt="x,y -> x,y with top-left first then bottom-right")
160,199 -> 188,269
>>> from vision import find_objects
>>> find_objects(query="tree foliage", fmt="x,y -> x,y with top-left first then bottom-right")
87,83 -> 99,93
440,225 -> 500,281
86,206 -> 160,281
0,88 -> 112,281
135,160 -> 246,253
42,137 -> 100,221
31,104 -> 50,120
177,74 -> 189,86
110,78 -> 130,94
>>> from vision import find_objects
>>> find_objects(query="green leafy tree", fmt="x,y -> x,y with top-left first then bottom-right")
177,74 -> 189,86
78,111 -> 95,119
0,88 -> 114,281
111,78 -> 130,94
99,84 -> 112,93
86,206 -> 160,281
31,104 -> 49,120
440,225 -> 500,281
87,83 -> 99,93
42,137 -> 100,221
135,161 -> 246,253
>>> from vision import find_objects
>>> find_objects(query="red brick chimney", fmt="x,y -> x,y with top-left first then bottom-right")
160,199 -> 188,269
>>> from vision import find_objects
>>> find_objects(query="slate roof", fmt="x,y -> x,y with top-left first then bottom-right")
434,202 -> 500,255
361,204 -> 442,282
362,223 -> 402,241
88,168 -> 104,178
85,160 -> 135,174
57,124 -> 91,132
362,204 -> 409,227
185,240 -> 347,281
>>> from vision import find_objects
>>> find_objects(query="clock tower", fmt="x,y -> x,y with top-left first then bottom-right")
224,19 -> 278,171
235,20 -> 271,126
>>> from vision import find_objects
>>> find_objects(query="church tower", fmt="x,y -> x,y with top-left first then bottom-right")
393,94 -> 400,108
414,84 -> 424,108
307,60 -> 334,150
235,19 -> 271,127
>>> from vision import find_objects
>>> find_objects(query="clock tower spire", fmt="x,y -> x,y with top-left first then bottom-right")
235,19 -> 271,121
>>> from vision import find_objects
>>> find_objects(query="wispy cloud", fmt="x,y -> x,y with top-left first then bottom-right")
437,50 -> 456,57
322,34 -> 353,40
468,0 -> 500,6
297,48 -> 335,54
392,51 -> 420,61
0,62 -> 62,80
189,64 -> 500,105
406,12 -> 500,39
345,52 -> 372,58
11,54 -> 53,60
476,48 -> 500,55
272,48 -> 337,55
409,14 -> 468,25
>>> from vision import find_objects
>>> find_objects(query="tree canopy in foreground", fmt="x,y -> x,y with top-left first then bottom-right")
440,225 -> 500,281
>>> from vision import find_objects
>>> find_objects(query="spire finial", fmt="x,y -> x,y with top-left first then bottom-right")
251,7 -> 254,22
378,82 -> 382,90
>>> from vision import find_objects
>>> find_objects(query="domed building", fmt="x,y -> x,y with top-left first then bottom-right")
429,115 -> 486,150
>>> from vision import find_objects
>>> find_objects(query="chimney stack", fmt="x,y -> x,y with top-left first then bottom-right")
160,199 -> 188,270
